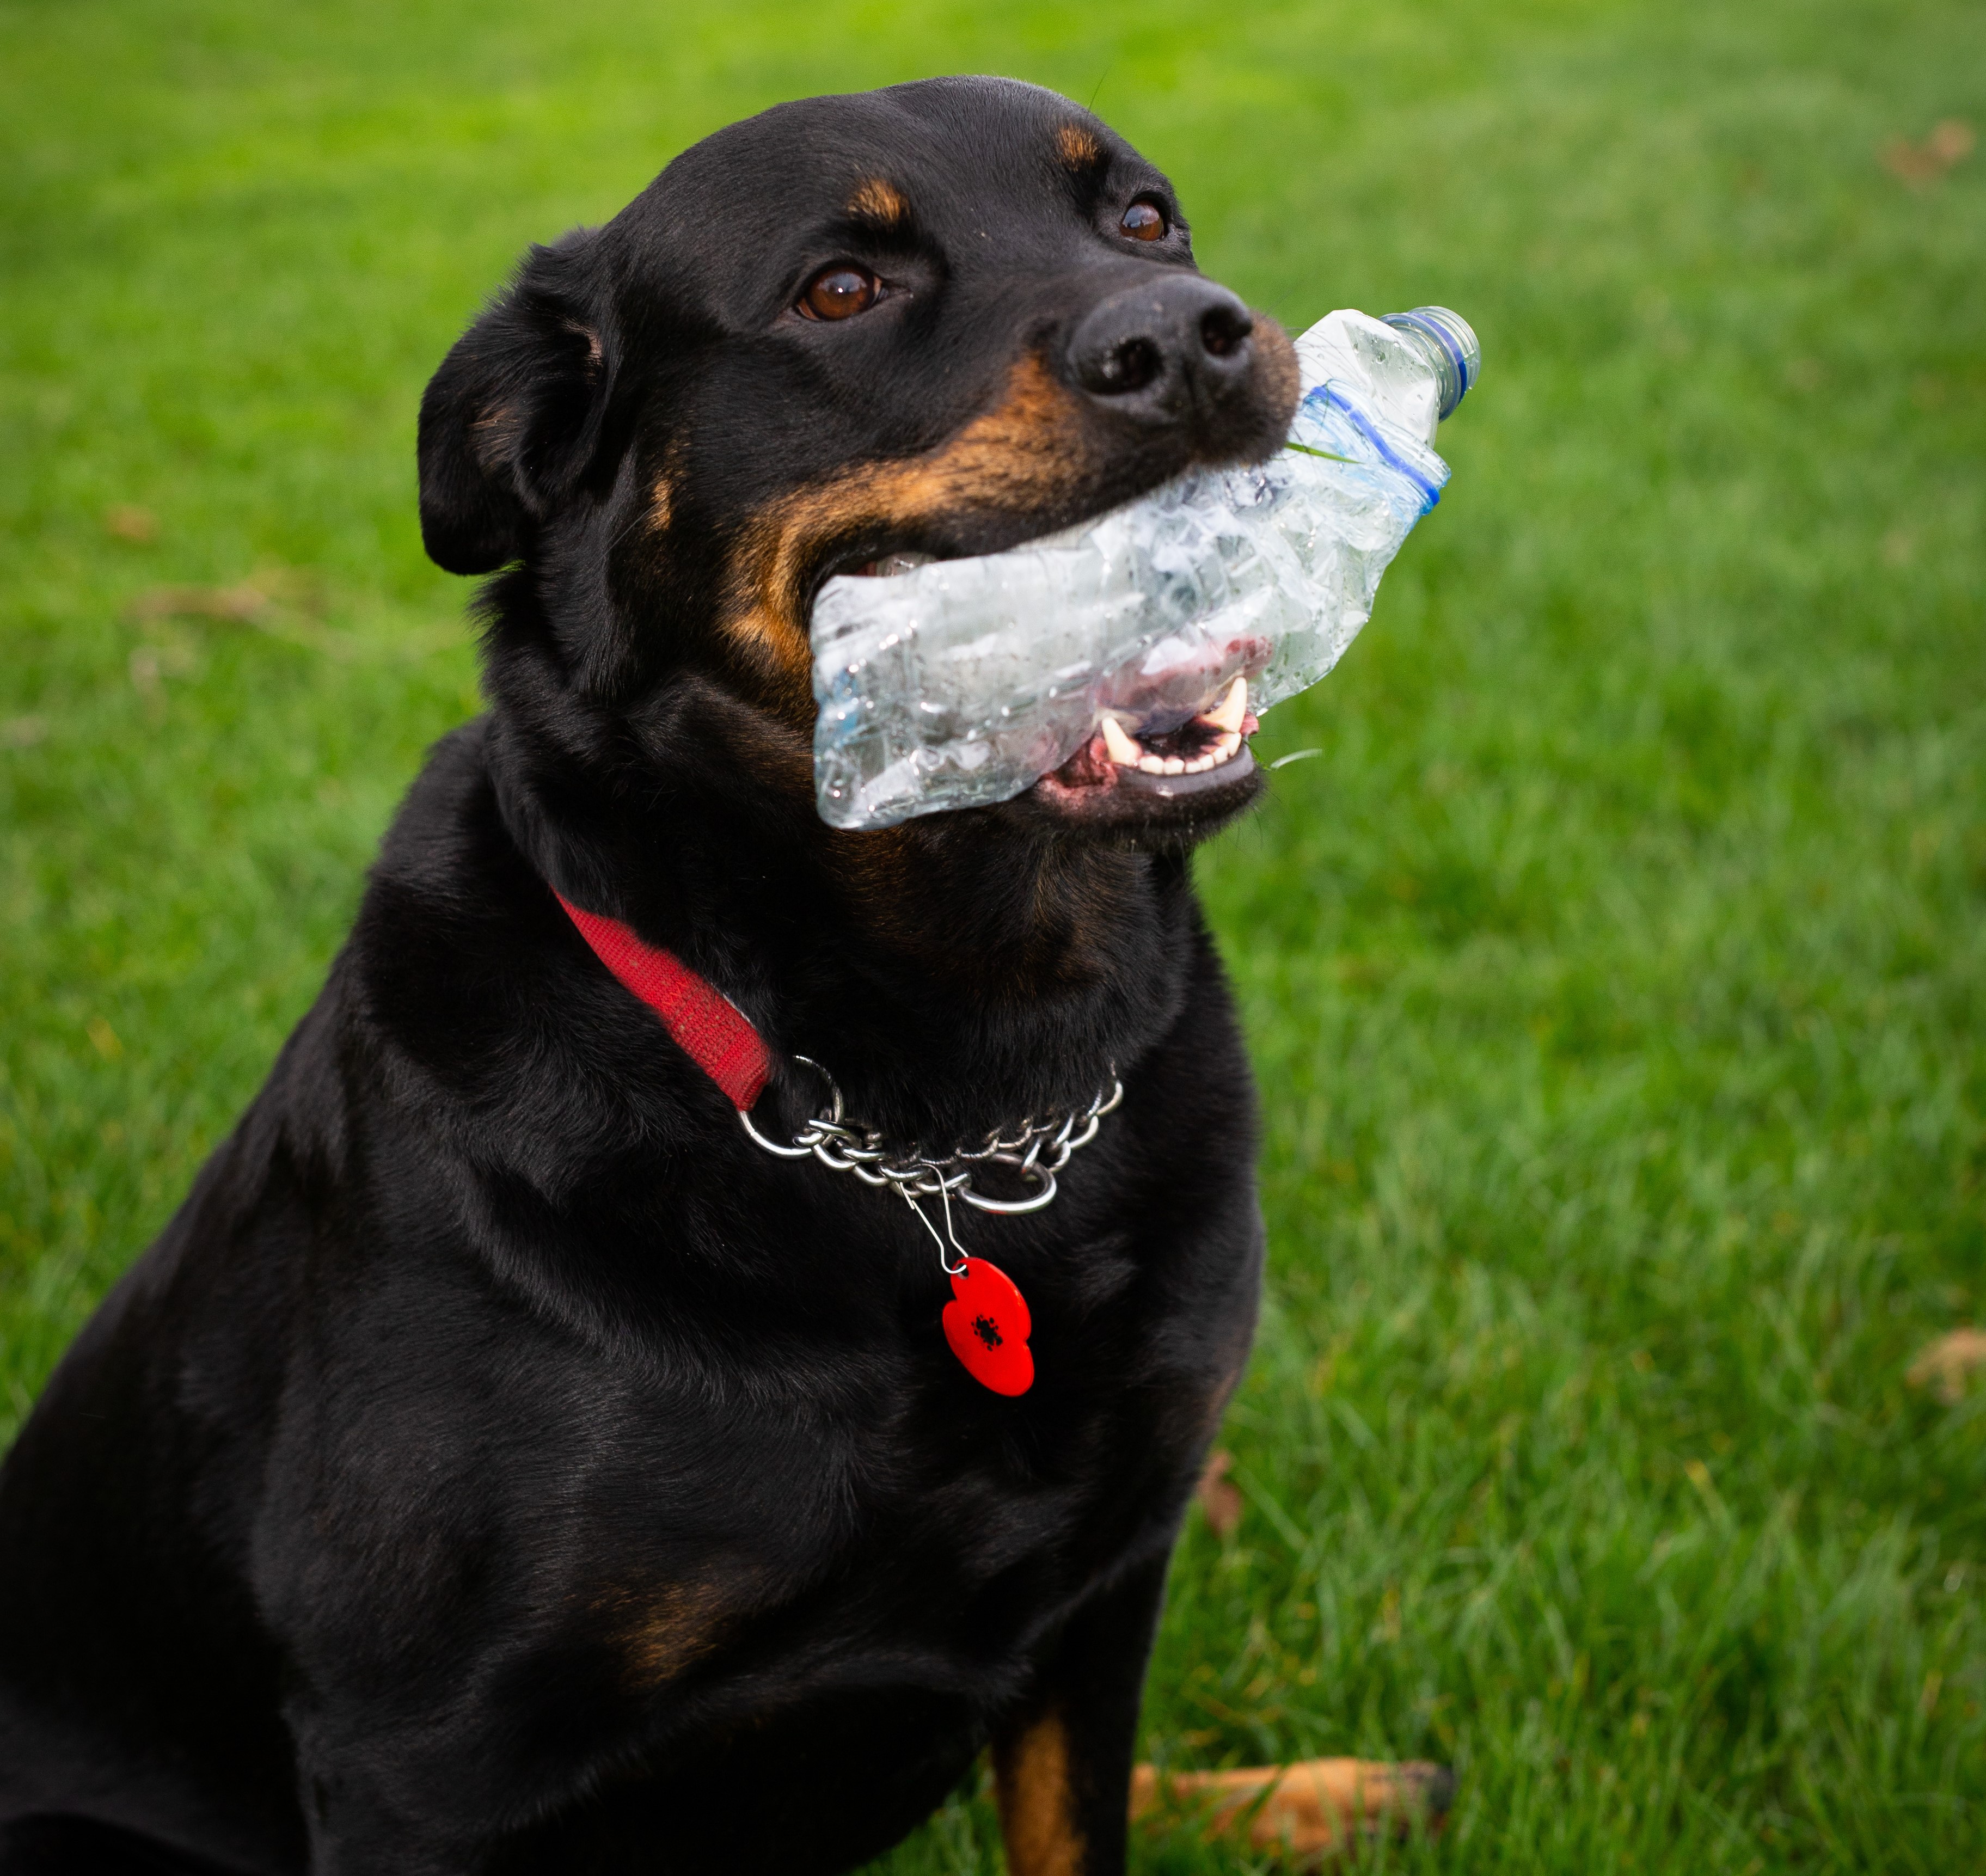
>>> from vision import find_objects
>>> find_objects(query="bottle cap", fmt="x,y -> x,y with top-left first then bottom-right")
1381,307 -> 1481,422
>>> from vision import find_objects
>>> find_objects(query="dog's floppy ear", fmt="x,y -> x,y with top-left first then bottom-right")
417,232 -> 616,575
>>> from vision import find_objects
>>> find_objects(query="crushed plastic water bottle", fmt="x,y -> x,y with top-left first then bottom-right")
810,306 -> 1481,830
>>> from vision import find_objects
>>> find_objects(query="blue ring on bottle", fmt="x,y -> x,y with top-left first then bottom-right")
1382,308 -> 1480,419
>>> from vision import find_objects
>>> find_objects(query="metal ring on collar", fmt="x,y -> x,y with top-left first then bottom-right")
957,1163 -> 1058,1215
736,1053 -> 845,1157
738,1107 -> 813,1157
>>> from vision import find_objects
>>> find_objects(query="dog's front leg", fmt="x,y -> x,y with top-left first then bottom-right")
992,1552 -> 1169,1876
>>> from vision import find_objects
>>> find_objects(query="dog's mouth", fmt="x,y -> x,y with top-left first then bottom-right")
1049,677 -> 1260,799
844,547 -> 1264,824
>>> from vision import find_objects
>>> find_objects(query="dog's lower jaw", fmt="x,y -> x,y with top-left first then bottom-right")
1027,743 -> 1263,838
1016,672 -> 1266,836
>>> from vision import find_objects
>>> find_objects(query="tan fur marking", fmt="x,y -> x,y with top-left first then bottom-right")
848,177 -> 909,225
719,354 -> 1106,710
1253,315 -> 1301,432
996,1708 -> 1084,1876
598,1582 -> 728,1690
1057,124 -> 1103,167
651,438 -> 689,536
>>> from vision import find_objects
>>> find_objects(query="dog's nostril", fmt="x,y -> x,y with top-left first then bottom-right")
1071,282 -> 1256,404
1199,304 -> 1253,359
1092,335 -> 1162,395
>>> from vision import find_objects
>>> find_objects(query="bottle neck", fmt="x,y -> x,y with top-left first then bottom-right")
1380,307 -> 1481,424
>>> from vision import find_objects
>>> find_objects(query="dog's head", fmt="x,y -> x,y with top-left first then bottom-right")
419,77 -> 1297,850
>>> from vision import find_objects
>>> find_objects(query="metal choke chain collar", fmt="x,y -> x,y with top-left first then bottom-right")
738,1056 -> 1123,1233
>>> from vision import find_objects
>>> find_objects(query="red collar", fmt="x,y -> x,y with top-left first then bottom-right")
555,893 -> 771,1111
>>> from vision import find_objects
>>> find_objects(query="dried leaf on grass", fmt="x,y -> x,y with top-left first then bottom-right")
1907,1327 -> 1986,1405
1881,119 -> 1975,185
1131,1758 -> 1452,1862
1197,1448 -> 1243,1537
104,505 -> 159,544
127,581 -> 272,625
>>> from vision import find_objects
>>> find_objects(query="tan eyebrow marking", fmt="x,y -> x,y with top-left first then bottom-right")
1056,123 -> 1102,167
848,177 -> 909,226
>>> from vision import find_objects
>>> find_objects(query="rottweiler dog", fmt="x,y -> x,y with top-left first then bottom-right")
0,77 -> 1301,1875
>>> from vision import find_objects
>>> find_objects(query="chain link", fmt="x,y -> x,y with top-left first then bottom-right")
738,1055 -> 1123,1216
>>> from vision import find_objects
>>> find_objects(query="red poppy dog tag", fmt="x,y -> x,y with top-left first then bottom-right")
941,1257 -> 1034,1396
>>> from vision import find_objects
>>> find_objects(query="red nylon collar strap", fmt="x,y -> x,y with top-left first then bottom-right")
555,893 -> 772,1111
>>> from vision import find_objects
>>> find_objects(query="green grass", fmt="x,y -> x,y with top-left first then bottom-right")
3,1 -> 1982,1869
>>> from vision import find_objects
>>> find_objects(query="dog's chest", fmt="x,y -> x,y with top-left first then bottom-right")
624,1241 -> 1235,1699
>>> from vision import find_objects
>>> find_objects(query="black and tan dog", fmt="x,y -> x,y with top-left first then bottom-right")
0,78 -> 1309,1875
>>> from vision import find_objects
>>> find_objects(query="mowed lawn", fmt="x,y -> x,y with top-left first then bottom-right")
3,1 -> 1983,1869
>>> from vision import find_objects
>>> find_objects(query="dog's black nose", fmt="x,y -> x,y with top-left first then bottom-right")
1068,275 -> 1257,420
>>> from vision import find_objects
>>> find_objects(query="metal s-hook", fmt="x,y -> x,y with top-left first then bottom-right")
901,1186 -> 969,1277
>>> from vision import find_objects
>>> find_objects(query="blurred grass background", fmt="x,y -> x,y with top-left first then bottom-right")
2,1 -> 1982,1869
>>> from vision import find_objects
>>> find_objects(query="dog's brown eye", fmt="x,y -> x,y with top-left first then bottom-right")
800,266 -> 878,321
1120,200 -> 1167,242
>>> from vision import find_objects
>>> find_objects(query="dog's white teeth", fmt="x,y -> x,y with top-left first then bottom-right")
1100,717 -> 1143,767
859,551 -> 936,578
1200,677 -> 1248,735
1107,694 -> 1248,779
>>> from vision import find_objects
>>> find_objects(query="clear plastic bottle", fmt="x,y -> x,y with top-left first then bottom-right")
810,306 -> 1481,830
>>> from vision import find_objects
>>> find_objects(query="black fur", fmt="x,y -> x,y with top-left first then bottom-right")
0,78 -> 1297,1875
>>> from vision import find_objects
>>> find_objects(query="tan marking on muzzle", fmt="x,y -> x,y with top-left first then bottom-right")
1254,315 -> 1301,431
719,354 -> 1106,708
